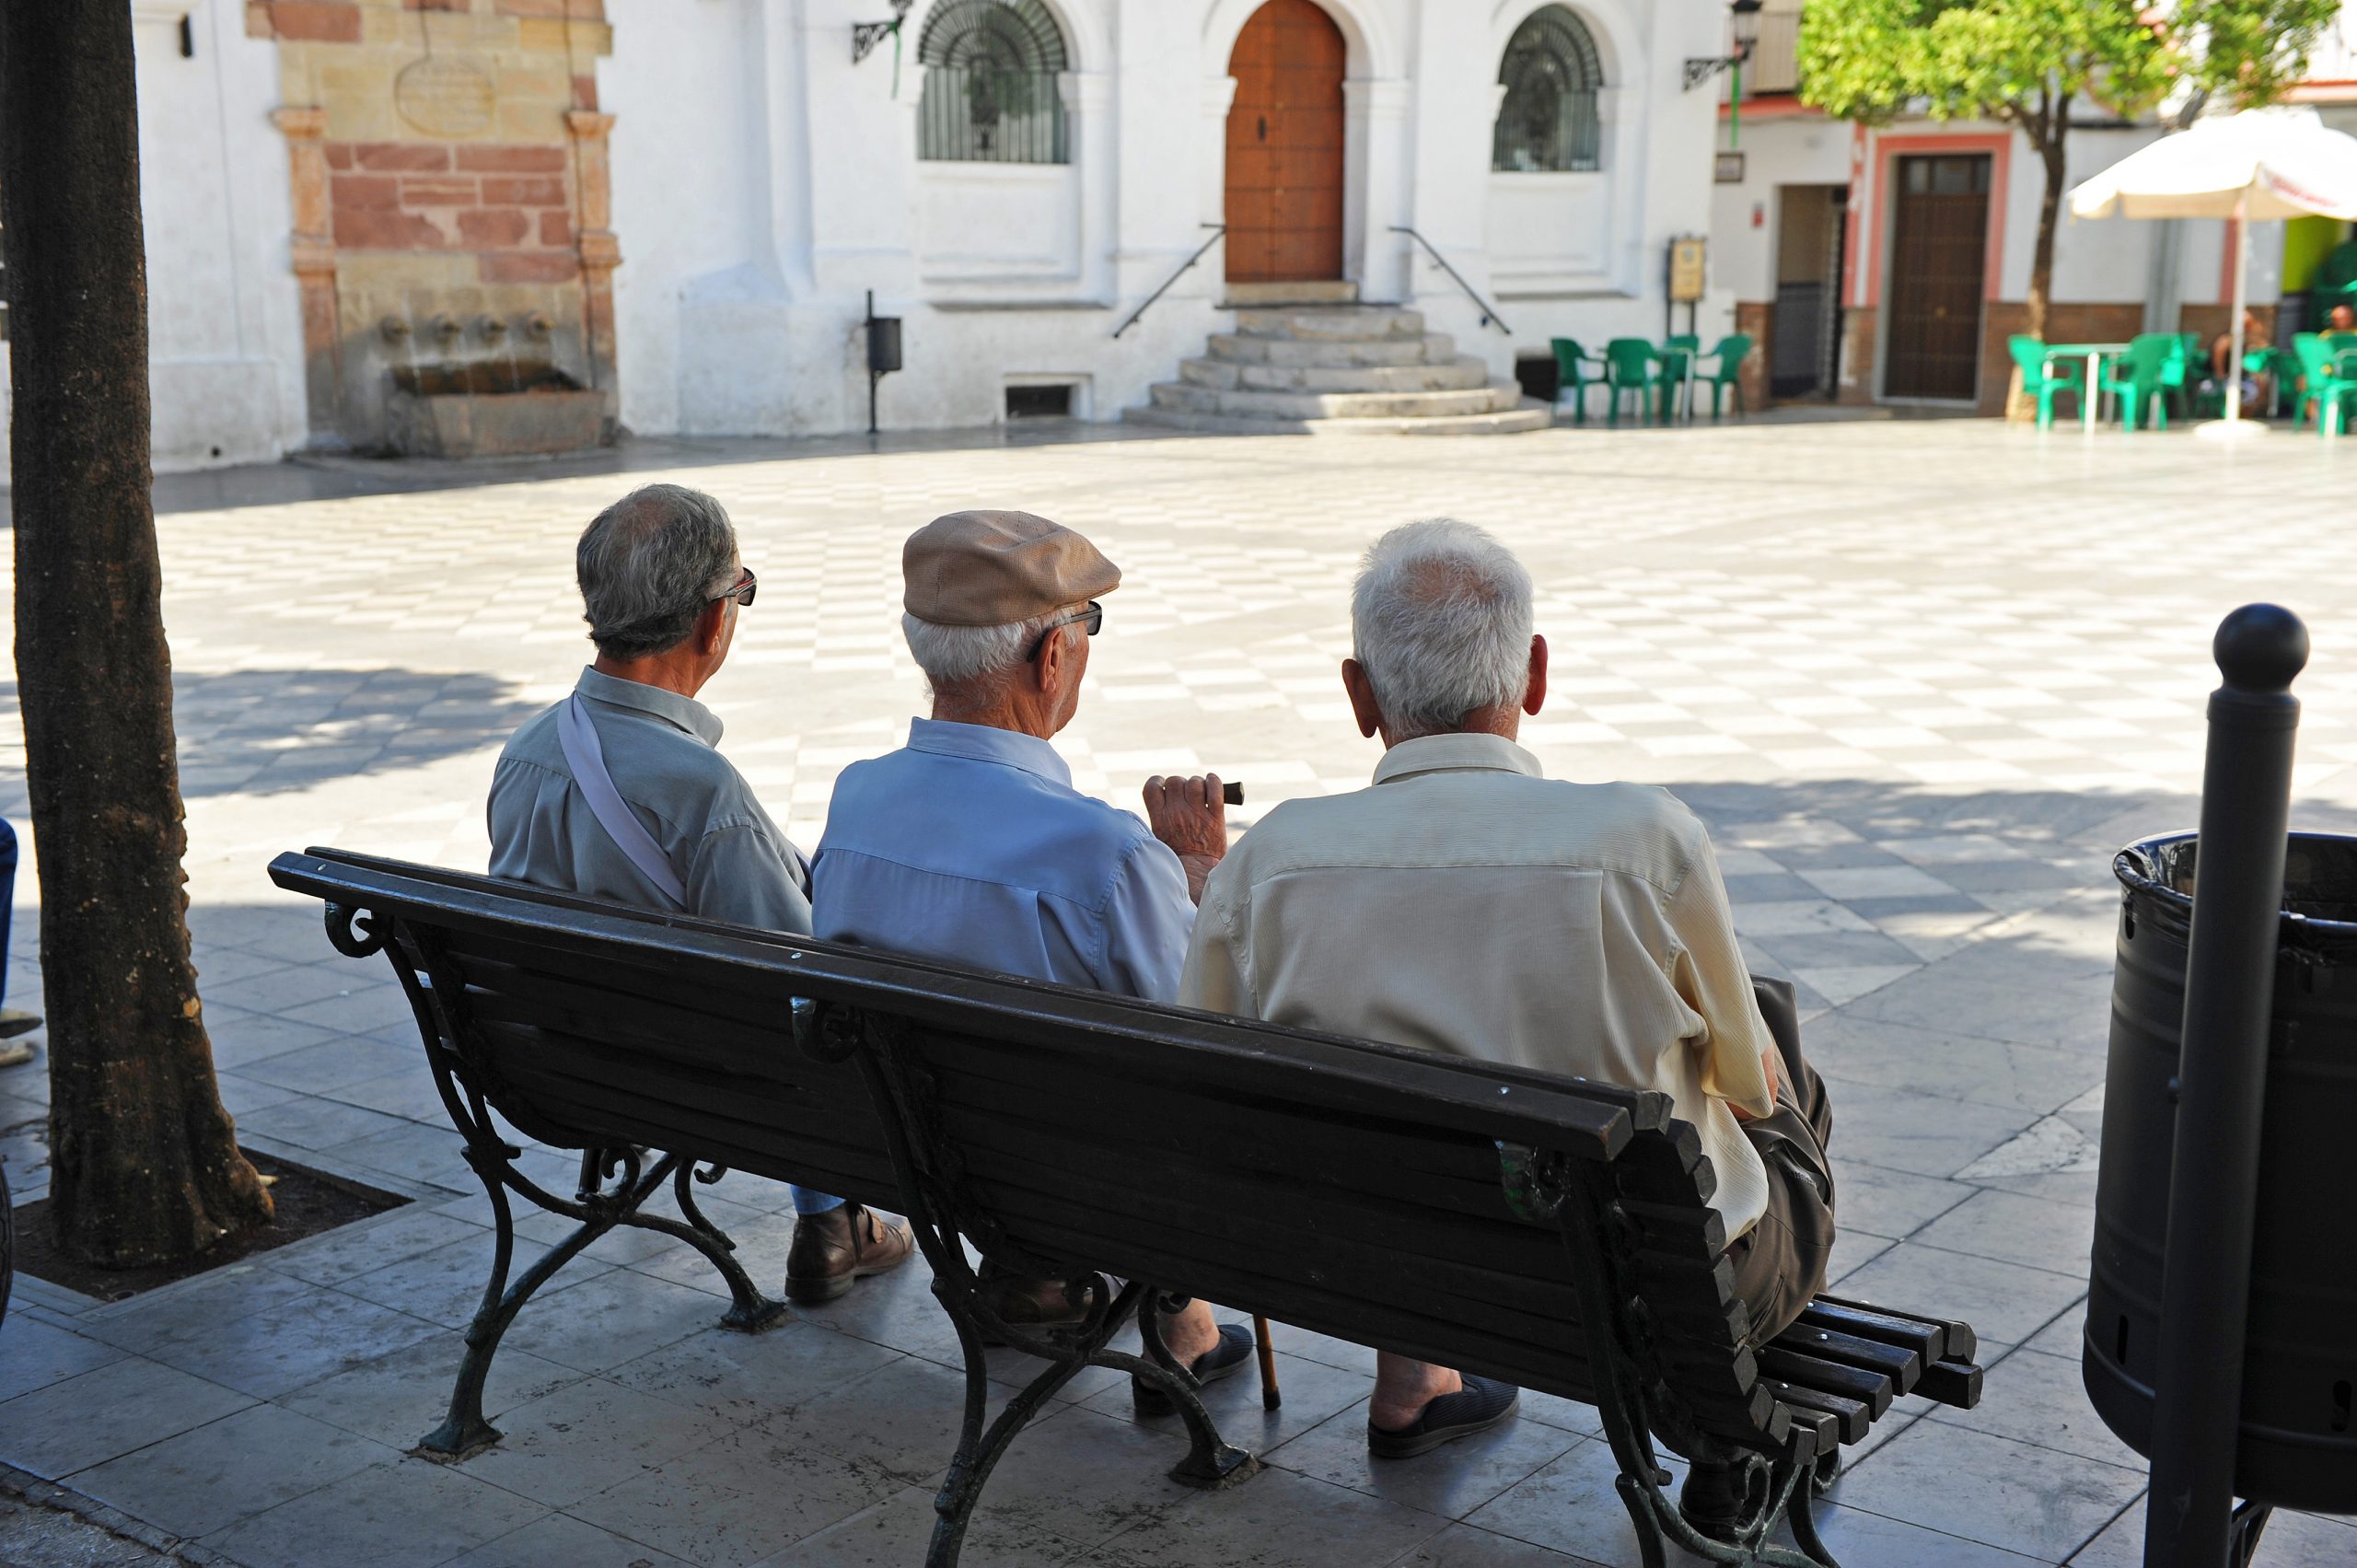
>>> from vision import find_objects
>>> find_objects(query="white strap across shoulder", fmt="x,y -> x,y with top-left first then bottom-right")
557,694 -> 690,908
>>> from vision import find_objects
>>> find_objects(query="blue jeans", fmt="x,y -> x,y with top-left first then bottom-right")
0,819 -> 15,1011
792,1187 -> 845,1216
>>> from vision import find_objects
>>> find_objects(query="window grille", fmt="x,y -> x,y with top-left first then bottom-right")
1493,6 -> 1604,173
918,0 -> 1071,165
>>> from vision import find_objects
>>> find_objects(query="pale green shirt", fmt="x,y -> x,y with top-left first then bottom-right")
1179,732 -> 1776,1237
487,668 -> 812,933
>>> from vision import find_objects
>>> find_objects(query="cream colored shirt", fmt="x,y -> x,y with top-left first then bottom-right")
1178,732 -> 1777,1237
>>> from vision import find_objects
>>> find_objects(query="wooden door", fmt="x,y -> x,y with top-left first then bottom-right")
1225,0 -> 1346,283
1884,155 -> 1991,401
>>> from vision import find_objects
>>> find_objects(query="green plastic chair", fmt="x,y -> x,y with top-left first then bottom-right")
1655,335 -> 1701,422
1696,334 -> 1754,418
2006,335 -> 2082,430
2159,336 -> 2197,419
1603,338 -> 1659,425
2101,334 -> 2177,430
1550,338 -> 1607,424
2293,333 -> 2357,434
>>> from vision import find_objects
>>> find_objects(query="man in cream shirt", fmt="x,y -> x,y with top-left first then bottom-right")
1179,520 -> 1834,1502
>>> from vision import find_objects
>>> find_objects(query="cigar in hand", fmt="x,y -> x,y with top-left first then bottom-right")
1222,780 -> 1245,807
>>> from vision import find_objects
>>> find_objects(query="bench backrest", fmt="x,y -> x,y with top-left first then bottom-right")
270,848 -> 1786,1458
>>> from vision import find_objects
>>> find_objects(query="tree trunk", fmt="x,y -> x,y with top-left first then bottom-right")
2027,110 -> 2070,345
1,1 -> 273,1265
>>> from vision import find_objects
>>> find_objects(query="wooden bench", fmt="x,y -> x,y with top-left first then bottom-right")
270,847 -> 1984,1568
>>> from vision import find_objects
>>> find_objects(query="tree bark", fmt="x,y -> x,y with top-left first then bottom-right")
2026,93 -> 2073,346
2,1 -> 273,1265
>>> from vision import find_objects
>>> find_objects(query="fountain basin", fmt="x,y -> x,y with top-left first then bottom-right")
385,362 -> 605,459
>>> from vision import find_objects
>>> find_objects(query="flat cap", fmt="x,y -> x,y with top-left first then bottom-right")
901,509 -> 1121,627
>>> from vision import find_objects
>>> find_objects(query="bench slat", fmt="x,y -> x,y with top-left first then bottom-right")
1762,1378 -> 1872,1444
1755,1344 -> 1896,1418
1815,1292 -> 1977,1365
1769,1323 -> 1922,1394
1794,1301 -> 1946,1366
1915,1358 -> 1984,1410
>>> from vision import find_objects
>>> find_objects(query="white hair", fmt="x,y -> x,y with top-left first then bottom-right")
902,607 -> 1084,695
1350,518 -> 1535,740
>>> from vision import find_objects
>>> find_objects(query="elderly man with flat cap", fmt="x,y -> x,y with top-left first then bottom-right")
814,509 -> 1250,1406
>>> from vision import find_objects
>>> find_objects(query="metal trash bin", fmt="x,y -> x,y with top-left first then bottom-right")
2086,830 -> 2357,1514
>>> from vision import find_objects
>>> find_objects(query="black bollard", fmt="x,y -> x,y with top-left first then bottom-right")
2142,604 -> 2307,1568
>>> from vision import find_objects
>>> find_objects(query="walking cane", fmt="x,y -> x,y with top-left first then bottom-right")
1253,1314 -> 1281,1410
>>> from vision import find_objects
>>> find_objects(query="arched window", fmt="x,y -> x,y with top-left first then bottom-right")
1493,6 -> 1604,173
918,0 -> 1071,165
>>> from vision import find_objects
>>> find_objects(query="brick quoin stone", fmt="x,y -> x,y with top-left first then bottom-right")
481,175 -> 567,206
572,73 -> 599,110
495,0 -> 606,18
456,145 -> 569,174
354,142 -> 450,173
459,208 -> 534,247
480,251 -> 581,284
538,210 -> 572,247
330,173 -> 402,211
334,208 -> 449,250
325,144 -> 354,170
401,178 -> 480,206
260,0 -> 362,41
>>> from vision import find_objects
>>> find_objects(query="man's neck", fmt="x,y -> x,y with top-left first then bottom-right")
593,653 -> 706,702
1381,706 -> 1521,749
929,697 -> 1056,740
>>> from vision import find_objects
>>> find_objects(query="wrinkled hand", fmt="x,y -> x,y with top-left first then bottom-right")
1144,773 -> 1226,903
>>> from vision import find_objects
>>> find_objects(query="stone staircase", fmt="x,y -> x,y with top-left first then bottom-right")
1125,284 -> 1551,436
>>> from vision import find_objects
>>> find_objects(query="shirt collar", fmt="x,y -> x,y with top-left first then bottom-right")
575,666 -> 723,748
1371,731 -> 1545,786
906,717 -> 1074,788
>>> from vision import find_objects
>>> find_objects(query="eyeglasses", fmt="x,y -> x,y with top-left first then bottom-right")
1027,600 -> 1103,661
713,567 -> 757,610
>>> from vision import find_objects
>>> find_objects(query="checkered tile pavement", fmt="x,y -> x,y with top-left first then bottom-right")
5,416 -> 2357,1566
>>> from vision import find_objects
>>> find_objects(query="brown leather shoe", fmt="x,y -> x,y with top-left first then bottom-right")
784,1202 -> 915,1303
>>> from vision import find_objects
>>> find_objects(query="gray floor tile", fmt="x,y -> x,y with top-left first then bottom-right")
270,1202 -> 486,1286
1805,1502 -> 2052,1566
1829,1418 -> 2144,1560
203,1457 -> 548,1568
1830,1241 -> 2085,1347
0,1313 -> 129,1402
1387,1522 -> 1611,1567
454,1376 -> 743,1508
1077,1347 -> 1377,1456
754,1482 -> 1098,1568
203,963 -> 384,1018
0,1357 -> 255,1479
946,1402 -> 1225,1544
335,1231 -> 602,1331
142,1284 -> 445,1400
1100,1460 -> 1452,1568
567,1425 -> 901,1566
1267,1397 -> 1581,1521
278,984 -> 428,1035
326,1063 -> 457,1123
1823,1159 -> 1979,1241
1841,941 -> 2114,1054
761,1353 -> 972,1486
1910,1189 -> 2098,1278
1924,1346 -> 2142,1471
500,1268 -> 746,1376
605,1319 -> 903,1427
1817,1082 -> 2039,1180
275,1330 -> 583,1449
1813,1018 -> 2104,1117
2069,1502 -> 2357,1566
334,1121 -> 482,1190
1461,1439 -> 1691,1565
232,1031 -> 415,1095
69,1402 -> 396,1537
439,1514 -> 692,1568
198,1012 -> 345,1072
237,1093 -> 418,1152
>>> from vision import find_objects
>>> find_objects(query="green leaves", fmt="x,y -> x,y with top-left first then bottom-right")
1795,0 -> 2330,134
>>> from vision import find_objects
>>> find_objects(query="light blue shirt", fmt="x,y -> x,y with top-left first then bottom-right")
812,719 -> 1195,1002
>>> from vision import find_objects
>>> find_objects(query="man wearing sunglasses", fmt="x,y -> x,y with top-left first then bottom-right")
490,482 -> 914,1305
812,509 -> 1249,1399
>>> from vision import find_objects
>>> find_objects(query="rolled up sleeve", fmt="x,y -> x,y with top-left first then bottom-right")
1665,834 -> 1776,1119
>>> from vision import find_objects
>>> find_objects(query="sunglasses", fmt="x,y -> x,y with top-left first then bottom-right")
713,567 -> 757,610
1027,600 -> 1103,661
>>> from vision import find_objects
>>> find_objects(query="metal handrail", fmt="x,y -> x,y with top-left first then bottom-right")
1111,226 -> 1226,339
1391,226 -> 1511,336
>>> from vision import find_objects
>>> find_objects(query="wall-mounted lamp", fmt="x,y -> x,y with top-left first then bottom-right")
1684,0 -> 1764,150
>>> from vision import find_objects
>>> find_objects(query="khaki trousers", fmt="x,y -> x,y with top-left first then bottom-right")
1726,977 -> 1839,1346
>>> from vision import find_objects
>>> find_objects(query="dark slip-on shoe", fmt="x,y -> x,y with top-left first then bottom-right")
1132,1321 -> 1257,1416
1366,1375 -> 1520,1458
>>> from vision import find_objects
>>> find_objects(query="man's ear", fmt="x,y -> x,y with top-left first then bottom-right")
1341,658 -> 1383,740
1523,633 -> 1549,717
695,598 -> 729,656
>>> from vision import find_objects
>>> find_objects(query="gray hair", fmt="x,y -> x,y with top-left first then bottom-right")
901,607 -> 1082,696
576,484 -> 740,660
1351,518 -> 1536,740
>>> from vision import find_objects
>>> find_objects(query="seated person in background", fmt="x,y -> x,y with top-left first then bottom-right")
1179,520 -> 1836,1512
2209,308 -> 2270,407
813,509 -> 1253,1406
488,482 -> 913,1305
2328,302 -> 2355,335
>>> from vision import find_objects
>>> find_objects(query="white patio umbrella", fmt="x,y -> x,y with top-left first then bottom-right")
2070,106 -> 2357,436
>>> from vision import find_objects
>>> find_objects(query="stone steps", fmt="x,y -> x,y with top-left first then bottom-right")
1179,355 -> 1494,395
1128,296 -> 1545,436
1205,331 -> 1459,368
1123,401 -> 1555,436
